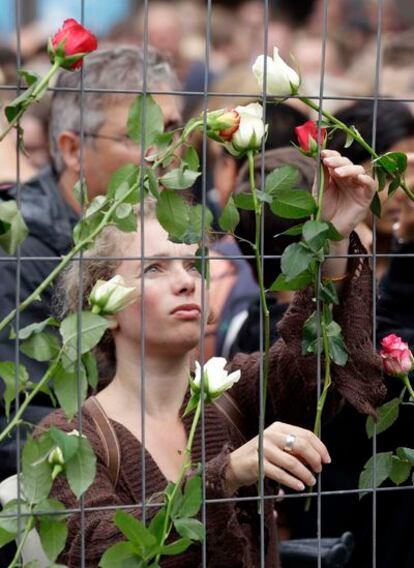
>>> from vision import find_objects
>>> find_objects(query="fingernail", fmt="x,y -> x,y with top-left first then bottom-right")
297,482 -> 305,491
309,477 -> 317,486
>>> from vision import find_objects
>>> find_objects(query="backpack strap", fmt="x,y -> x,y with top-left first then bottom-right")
83,396 -> 121,487
213,392 -> 247,443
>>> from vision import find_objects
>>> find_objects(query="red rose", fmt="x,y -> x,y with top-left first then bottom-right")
295,120 -> 326,155
217,110 -> 241,141
51,19 -> 97,70
380,333 -> 413,376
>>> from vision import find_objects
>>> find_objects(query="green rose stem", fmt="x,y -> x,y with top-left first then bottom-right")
0,351 -> 63,444
155,397 -> 202,563
299,96 -> 414,202
8,514 -> 35,568
401,374 -> 414,401
305,160 -> 332,512
0,182 -> 138,336
0,60 -> 61,142
151,119 -> 203,171
246,150 -> 270,513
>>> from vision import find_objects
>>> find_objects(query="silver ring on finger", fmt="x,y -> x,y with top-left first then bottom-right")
283,433 -> 296,453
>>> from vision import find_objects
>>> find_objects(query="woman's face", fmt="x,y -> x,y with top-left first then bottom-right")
113,219 -> 206,357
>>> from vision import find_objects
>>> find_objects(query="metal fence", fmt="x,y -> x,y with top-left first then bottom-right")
1,0 -> 414,567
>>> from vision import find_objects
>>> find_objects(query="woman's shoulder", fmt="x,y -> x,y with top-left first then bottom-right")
35,403 -> 100,444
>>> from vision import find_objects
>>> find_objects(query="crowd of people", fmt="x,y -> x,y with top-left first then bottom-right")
1,0 -> 414,566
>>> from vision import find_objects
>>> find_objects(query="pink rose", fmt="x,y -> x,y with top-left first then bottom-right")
380,334 -> 413,376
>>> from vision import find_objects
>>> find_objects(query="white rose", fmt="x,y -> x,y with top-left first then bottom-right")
229,102 -> 266,153
252,47 -> 300,97
193,357 -> 241,399
89,274 -> 136,316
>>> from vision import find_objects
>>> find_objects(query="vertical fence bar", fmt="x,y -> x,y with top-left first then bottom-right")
76,0 -> 87,565
139,0 -> 149,527
371,0 -> 384,565
13,0 -> 23,561
315,2 -> 329,566
200,0 -> 212,564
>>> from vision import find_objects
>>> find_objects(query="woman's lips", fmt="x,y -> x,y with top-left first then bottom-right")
171,304 -> 201,320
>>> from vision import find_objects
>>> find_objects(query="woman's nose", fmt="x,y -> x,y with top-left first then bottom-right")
172,267 -> 196,295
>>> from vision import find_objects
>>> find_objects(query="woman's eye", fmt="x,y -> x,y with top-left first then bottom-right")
143,264 -> 161,274
187,262 -> 199,273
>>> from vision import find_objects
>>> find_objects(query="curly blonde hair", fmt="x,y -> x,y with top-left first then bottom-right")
57,199 -> 157,384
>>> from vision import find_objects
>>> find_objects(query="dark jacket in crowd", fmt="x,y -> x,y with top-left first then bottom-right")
0,167 -> 78,481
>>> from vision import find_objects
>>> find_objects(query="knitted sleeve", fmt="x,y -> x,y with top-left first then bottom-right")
227,232 -> 385,436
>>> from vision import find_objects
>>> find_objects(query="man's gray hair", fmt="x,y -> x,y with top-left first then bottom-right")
49,46 -> 179,174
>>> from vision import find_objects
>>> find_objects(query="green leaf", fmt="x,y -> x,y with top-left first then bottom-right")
174,518 -> 205,542
302,220 -> 330,252
49,427 -> 80,462
255,190 -> 272,204
73,180 -> 89,207
9,317 -> 60,340
60,312 -> 109,362
38,517 -> 68,562
219,196 -> 240,233
82,351 -> 98,389
20,331 -> 61,362
358,452 -> 393,499
375,166 -> 387,192
65,436 -> 96,499
176,475 -> 202,518
127,94 -> 164,151
366,398 -> 400,439
370,192 -> 382,218
99,541 -> 143,567
183,204 -> 213,244
319,281 -> 339,305
19,69 -> 41,87
113,203 -> 137,233
326,222 -> 344,241
53,361 -> 88,419
148,509 -> 167,543
114,511 -> 157,558
0,200 -> 29,254
144,167 -> 159,198
234,193 -> 255,211
0,361 -> 30,418
376,152 -> 407,175
389,456 -> 411,486
169,486 -> 184,520
183,146 -> 200,171
33,498 -> 67,523
344,132 -> 354,149
281,242 -> 315,281
265,165 -> 299,195
161,538 -> 192,555
156,190 -> 189,241
326,321 -> 348,366
273,223 -> 303,238
22,435 -> 54,504
4,84 -> 37,122
0,527 -> 15,547
270,271 -> 313,292
194,246 -> 210,284
302,311 -> 319,355
159,168 -> 200,190
388,177 -> 401,198
0,500 -> 31,535
270,189 -> 316,219
108,164 -> 140,199
396,447 -> 414,466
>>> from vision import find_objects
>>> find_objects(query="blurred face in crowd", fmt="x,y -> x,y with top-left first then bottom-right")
364,137 -> 414,236
74,93 -> 181,202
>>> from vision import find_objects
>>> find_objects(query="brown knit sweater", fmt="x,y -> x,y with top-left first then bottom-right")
37,233 -> 385,567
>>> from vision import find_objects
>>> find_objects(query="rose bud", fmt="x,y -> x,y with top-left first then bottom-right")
89,275 -> 136,316
48,445 -> 65,481
252,47 -> 300,97
295,120 -> 327,157
380,334 -> 414,376
191,357 -> 241,401
217,110 -> 241,141
49,18 -> 97,71
227,102 -> 266,154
